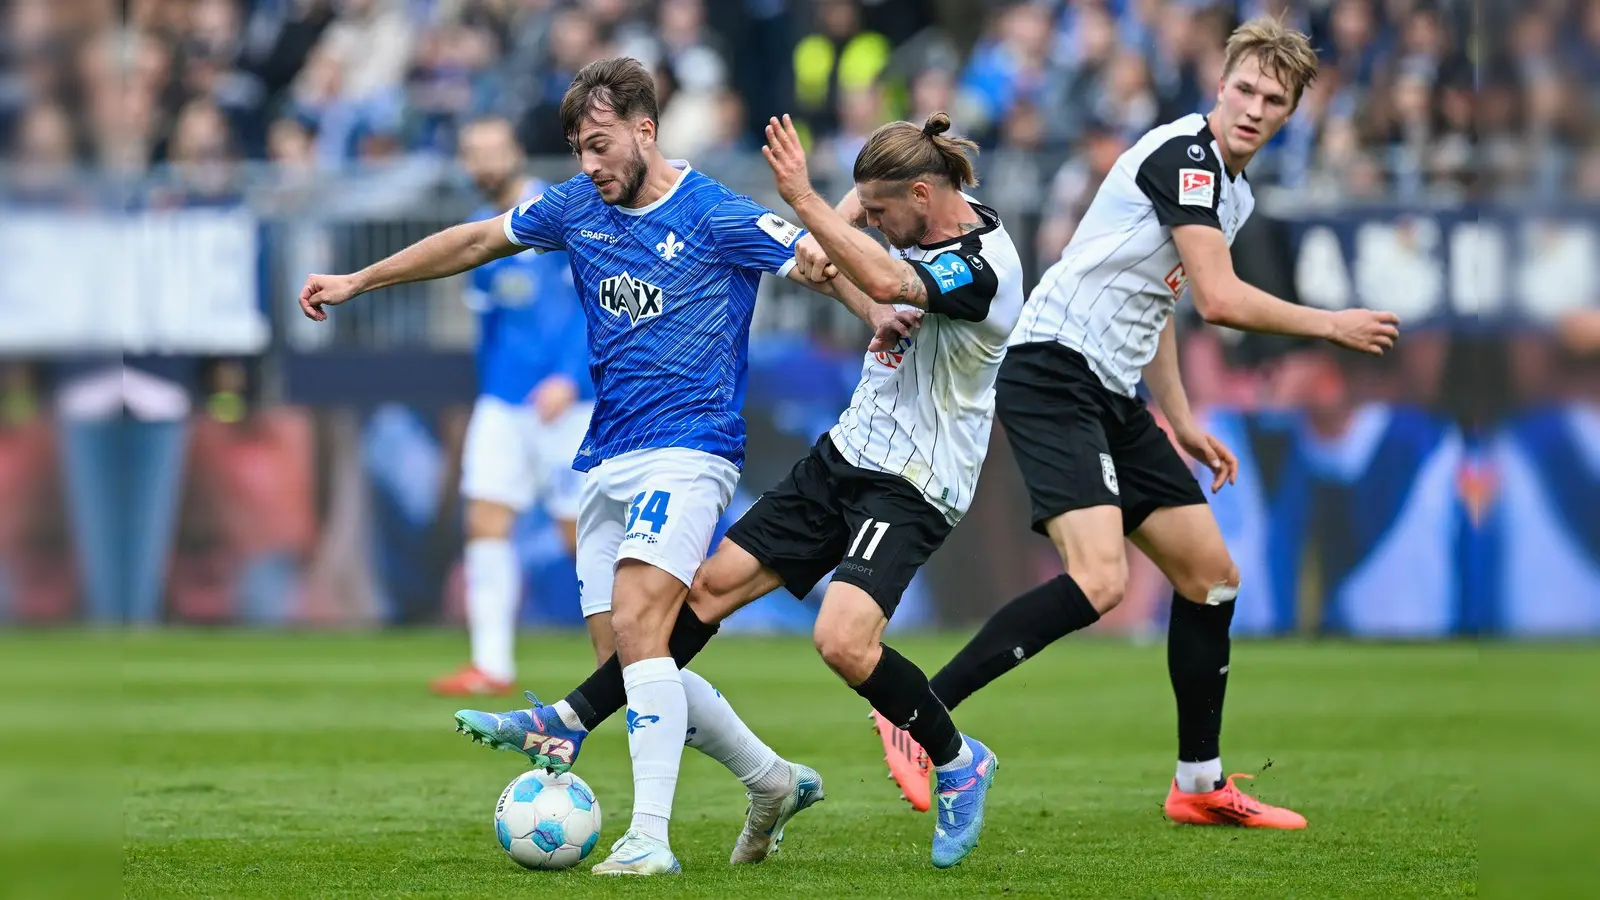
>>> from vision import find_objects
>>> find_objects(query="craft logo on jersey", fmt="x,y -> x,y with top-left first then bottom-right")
598,272 -> 665,325
1178,168 -> 1215,207
655,230 -> 684,261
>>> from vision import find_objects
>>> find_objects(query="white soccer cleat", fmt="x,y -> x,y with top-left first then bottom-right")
590,828 -> 682,876
730,762 -> 826,864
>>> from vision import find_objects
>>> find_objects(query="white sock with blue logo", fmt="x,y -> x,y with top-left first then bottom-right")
682,668 -> 787,795
622,657 -> 686,844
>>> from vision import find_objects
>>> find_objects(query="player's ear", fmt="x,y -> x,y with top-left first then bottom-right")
636,117 -> 656,147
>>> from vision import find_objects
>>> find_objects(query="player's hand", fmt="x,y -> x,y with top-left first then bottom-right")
531,375 -> 578,424
868,308 -> 922,353
1175,428 -> 1238,494
794,234 -> 838,282
762,114 -> 818,208
299,273 -> 363,321
1327,308 -> 1400,355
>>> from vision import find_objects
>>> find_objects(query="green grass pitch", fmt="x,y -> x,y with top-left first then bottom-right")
30,631 -> 1485,897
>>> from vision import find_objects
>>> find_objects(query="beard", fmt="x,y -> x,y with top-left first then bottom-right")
886,211 -> 931,250
613,145 -> 650,207
474,171 -> 514,203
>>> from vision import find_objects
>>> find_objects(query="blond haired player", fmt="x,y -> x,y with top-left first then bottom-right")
877,18 -> 1401,828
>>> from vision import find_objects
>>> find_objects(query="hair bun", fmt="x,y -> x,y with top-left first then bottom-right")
922,112 -> 952,137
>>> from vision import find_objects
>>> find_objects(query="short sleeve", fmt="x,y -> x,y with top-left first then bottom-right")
911,250 -> 1001,322
708,197 -> 808,275
1134,137 -> 1223,229
502,184 -> 570,252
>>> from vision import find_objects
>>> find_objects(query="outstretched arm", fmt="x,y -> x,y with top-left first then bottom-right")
300,217 -> 519,320
1174,225 -> 1399,354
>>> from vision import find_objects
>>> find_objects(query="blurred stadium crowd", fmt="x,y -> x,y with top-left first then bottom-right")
1,0 -> 1597,637
4,0 -> 1581,204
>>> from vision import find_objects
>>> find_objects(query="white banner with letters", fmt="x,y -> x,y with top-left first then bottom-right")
0,208 -> 269,353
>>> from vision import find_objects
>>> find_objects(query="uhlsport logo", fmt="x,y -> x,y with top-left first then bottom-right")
599,272 -> 665,325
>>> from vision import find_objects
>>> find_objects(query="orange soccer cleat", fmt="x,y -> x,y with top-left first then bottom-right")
430,665 -> 515,698
871,710 -> 932,812
1163,773 -> 1308,829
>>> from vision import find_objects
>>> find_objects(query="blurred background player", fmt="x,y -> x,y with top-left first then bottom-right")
431,117 -> 596,697
879,18 -> 1401,828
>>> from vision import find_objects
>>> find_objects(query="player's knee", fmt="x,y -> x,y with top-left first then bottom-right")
812,622 -> 875,684
1069,558 -> 1129,614
687,564 -> 744,626
464,500 -> 515,540
1176,559 -> 1241,606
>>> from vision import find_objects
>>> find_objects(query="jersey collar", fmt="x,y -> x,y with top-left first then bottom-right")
614,160 -> 694,217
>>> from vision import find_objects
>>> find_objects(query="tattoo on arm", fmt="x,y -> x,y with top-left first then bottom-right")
892,260 -> 928,306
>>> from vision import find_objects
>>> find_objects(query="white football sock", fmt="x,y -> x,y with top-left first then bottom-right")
464,538 -> 518,681
1176,758 -> 1224,793
681,668 -> 788,795
934,735 -> 974,773
623,657 -> 687,843
551,699 -> 586,732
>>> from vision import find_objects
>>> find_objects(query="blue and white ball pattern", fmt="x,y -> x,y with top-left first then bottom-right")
494,770 -> 603,870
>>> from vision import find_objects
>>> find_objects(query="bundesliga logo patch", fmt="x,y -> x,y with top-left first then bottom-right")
1178,168 -> 1215,207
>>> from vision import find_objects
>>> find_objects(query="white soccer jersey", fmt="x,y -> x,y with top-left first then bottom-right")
1011,113 -> 1256,396
829,199 -> 1026,523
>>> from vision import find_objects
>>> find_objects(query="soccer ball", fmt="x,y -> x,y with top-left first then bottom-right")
494,770 -> 603,870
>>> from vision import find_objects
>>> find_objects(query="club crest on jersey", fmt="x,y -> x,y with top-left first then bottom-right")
1100,453 -> 1120,496
655,230 -> 684,261
599,272 -> 665,325
1178,169 -> 1214,207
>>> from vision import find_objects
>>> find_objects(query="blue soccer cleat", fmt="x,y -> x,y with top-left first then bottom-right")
454,691 -> 587,772
930,735 -> 998,869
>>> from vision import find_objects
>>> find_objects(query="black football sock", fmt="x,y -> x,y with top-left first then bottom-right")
851,644 -> 963,767
1167,592 -> 1236,765
928,574 -> 1100,710
564,603 -> 719,731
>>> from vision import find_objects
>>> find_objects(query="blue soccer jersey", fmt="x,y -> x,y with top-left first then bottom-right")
501,162 -> 804,471
469,181 -> 595,406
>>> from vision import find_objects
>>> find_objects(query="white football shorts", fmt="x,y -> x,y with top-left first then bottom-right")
574,447 -> 740,618
460,394 -> 592,521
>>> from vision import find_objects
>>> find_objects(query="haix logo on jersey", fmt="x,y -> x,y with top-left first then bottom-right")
655,230 -> 684,261
598,273 -> 665,325
1178,169 -> 1215,207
